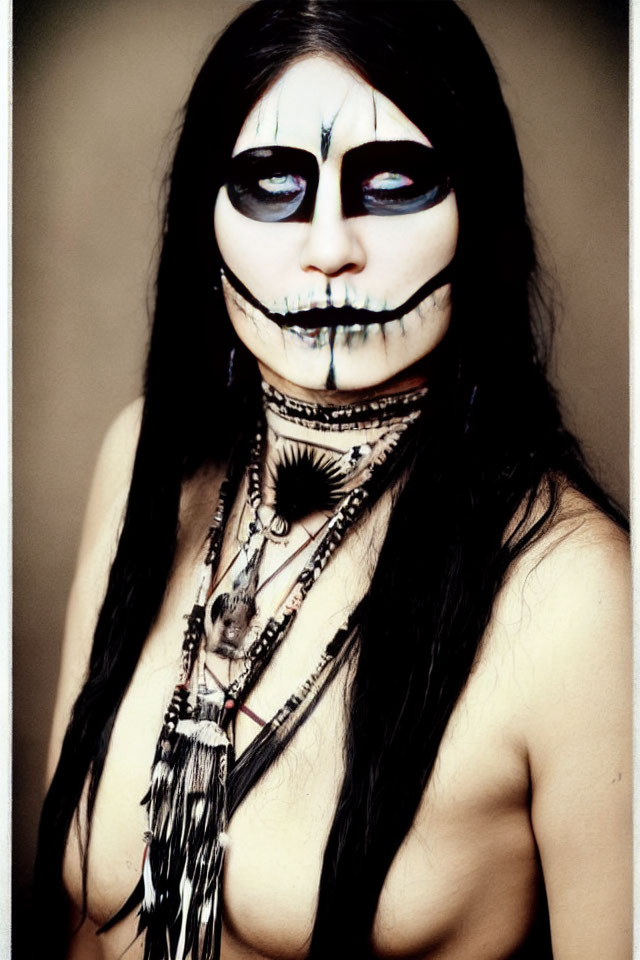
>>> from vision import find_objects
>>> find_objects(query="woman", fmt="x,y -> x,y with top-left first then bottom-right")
35,2 -> 631,958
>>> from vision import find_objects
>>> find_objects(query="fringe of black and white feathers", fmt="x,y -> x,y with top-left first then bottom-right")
140,707 -> 232,960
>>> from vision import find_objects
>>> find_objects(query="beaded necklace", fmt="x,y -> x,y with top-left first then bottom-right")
123,385 -> 427,960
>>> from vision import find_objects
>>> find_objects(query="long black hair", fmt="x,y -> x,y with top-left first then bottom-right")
35,2 -> 625,957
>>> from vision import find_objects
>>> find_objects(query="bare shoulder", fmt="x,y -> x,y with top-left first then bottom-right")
46,398 -> 144,781
533,483 -> 628,568
76,398 -> 144,562
489,485 -> 631,956
508,486 -> 627,657
492,485 -> 630,733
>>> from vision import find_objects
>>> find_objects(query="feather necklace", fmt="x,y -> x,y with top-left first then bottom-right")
110,385 -> 427,960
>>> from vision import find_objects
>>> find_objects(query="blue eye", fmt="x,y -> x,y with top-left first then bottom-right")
257,174 -> 305,196
365,172 -> 414,191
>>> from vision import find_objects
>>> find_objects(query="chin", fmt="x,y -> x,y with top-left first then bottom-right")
262,351 -> 416,394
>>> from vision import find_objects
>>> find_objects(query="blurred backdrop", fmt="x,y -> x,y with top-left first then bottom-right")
12,0 -> 628,953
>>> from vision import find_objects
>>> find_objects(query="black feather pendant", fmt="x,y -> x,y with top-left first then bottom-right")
272,446 -> 344,527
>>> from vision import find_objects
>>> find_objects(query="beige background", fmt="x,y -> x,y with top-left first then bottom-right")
12,0 -> 628,949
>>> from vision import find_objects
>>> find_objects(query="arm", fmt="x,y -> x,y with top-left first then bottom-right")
46,398 -> 143,784
519,517 -> 631,958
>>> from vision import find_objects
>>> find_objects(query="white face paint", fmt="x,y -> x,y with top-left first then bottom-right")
214,55 -> 458,395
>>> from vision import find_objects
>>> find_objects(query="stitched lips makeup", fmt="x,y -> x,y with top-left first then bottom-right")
214,56 -> 459,392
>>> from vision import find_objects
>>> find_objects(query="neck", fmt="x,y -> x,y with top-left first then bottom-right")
259,377 -> 428,506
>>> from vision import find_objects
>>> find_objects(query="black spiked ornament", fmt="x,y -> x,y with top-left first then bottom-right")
272,446 -> 344,528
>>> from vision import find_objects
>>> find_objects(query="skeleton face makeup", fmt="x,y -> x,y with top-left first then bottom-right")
214,56 -> 458,394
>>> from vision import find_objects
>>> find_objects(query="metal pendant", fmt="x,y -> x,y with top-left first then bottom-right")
204,540 -> 265,659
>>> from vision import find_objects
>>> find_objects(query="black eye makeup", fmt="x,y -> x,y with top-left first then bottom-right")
226,146 -> 318,223
341,140 -> 451,217
226,140 -> 450,223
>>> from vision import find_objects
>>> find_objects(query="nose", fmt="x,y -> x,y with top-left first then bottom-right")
299,172 -> 366,278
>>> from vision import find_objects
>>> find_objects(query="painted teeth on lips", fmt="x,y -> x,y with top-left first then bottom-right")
279,306 -> 385,331
274,288 -> 377,315
287,302 -> 332,313
280,299 -> 378,315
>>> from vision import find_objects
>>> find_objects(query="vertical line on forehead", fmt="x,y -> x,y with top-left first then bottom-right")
372,91 -> 378,138
320,122 -> 333,162
319,93 -> 348,162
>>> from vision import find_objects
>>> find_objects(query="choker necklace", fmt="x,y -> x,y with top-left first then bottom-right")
261,380 -> 428,431
114,388 -> 424,960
